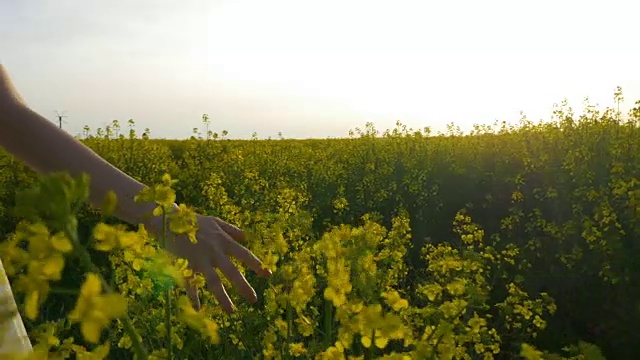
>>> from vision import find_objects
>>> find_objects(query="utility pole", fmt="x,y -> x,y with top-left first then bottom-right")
55,110 -> 68,129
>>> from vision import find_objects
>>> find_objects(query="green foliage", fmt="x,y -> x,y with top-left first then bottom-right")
2,91 -> 639,359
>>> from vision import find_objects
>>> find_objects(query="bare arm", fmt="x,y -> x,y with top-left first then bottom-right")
0,64 -> 175,228
0,64 -> 271,313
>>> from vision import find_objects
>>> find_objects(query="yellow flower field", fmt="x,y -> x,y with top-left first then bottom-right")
1,94 -> 638,359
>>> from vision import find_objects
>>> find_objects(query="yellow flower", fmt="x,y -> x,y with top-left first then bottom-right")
118,335 -> 132,349
50,232 -> 73,253
318,343 -> 346,360
520,343 -> 544,360
168,204 -> 199,243
40,255 -> 65,280
420,283 -> 442,301
289,342 -> 307,357
68,273 -> 128,343
153,185 -> 176,207
382,290 -> 409,312
93,223 -> 139,251
176,296 -> 220,344
468,313 -> 487,333
24,289 -> 43,320
445,278 -> 466,296
76,343 -> 110,359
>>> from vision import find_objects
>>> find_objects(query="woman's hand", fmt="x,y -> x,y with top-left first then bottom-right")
148,213 -> 271,313
0,64 -> 272,313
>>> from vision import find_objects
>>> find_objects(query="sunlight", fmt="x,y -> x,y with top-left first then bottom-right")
195,0 -> 638,136
3,0 -> 638,138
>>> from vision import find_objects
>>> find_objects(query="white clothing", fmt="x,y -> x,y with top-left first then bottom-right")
0,258 -> 32,356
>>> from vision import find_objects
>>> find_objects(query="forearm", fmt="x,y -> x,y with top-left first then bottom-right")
0,99 -> 174,228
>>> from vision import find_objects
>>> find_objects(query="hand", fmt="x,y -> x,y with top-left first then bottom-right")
150,213 -> 271,313
0,64 -> 272,313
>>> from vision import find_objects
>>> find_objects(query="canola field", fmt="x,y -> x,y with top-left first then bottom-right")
0,96 -> 639,359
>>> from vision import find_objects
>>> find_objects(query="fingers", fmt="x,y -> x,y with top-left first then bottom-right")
213,251 -> 257,304
214,217 -> 245,243
196,216 -> 273,314
213,218 -> 272,277
201,265 -> 235,313
225,240 -> 272,277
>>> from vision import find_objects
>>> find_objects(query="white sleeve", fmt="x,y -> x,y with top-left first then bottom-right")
0,258 -> 33,357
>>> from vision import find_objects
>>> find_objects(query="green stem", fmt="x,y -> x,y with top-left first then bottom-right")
368,329 -> 375,359
67,219 -> 149,360
161,209 -> 173,360
286,299 -> 293,359
324,299 -> 333,348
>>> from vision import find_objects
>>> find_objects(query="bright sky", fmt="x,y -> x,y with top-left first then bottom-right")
2,0 -> 639,139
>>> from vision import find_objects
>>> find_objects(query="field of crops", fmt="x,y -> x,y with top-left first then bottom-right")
1,97 -> 639,359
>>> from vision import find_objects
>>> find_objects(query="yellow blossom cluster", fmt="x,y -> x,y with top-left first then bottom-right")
0,168 -> 605,360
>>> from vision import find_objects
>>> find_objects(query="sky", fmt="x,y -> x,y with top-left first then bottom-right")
1,0 -> 639,139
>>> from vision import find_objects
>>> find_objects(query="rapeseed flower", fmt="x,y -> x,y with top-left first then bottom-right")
68,273 -> 128,343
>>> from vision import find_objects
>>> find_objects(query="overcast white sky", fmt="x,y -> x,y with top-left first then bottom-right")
1,0 -> 639,139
